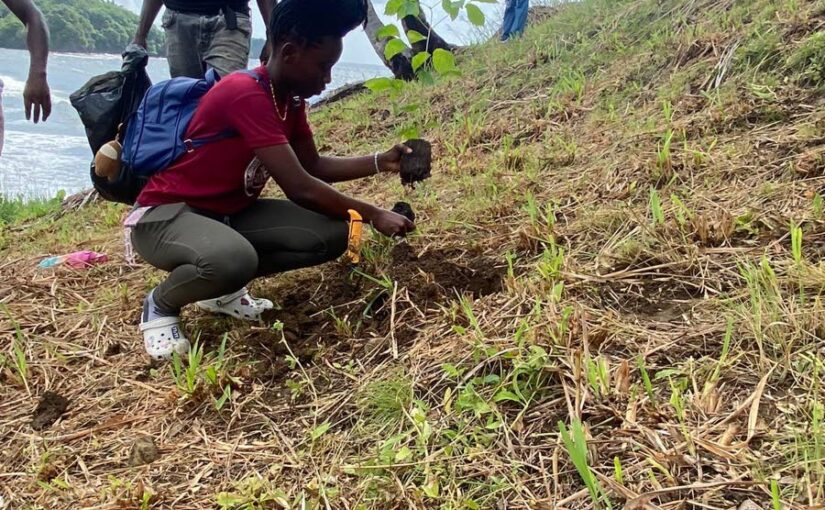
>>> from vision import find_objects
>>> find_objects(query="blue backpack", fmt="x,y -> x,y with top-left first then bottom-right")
122,68 -> 233,176
95,68 -> 262,204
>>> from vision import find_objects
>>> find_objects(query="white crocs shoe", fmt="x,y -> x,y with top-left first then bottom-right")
141,316 -> 190,360
196,287 -> 274,322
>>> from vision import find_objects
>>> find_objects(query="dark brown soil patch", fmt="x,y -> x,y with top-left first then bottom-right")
128,438 -> 160,466
246,247 -> 503,382
31,391 -> 69,430
249,277 -> 358,381
389,245 -> 504,300
104,342 -> 123,357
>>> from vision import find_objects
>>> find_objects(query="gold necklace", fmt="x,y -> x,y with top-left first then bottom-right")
268,80 -> 288,122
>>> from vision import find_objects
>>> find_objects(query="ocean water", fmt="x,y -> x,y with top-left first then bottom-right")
0,48 -> 387,200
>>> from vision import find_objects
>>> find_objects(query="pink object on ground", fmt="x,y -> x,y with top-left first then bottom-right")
64,251 -> 108,268
38,251 -> 109,269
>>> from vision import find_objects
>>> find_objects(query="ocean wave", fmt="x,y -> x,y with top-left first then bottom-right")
0,131 -> 90,199
0,75 -> 72,105
0,75 -> 26,95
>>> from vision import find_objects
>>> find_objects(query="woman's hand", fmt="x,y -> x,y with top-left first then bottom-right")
371,208 -> 415,238
377,143 -> 412,173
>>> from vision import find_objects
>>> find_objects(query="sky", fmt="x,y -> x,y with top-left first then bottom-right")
115,0 -> 502,66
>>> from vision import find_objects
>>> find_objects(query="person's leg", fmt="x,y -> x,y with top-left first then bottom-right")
500,0 -> 517,41
511,0 -> 530,38
203,12 -> 252,77
132,204 -> 259,312
192,200 -> 345,322
228,199 -> 348,277
163,9 -> 208,79
131,204 -> 259,358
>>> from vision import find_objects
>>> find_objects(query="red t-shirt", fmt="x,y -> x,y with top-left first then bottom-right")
137,66 -> 313,215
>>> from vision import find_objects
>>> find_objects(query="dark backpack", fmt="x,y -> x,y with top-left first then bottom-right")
70,45 -> 152,204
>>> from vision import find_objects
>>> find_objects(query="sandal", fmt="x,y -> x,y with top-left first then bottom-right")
140,316 -> 190,360
196,287 -> 274,322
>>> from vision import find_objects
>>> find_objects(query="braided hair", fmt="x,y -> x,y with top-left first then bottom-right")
268,0 -> 368,47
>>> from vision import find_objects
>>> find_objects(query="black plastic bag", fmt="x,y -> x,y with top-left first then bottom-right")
70,44 -> 151,154
69,45 -> 152,204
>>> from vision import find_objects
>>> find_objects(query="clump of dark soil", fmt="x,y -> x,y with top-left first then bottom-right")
400,139 -> 432,186
391,201 -> 416,222
128,437 -> 160,466
104,342 -> 123,357
31,391 -> 69,430
249,277 -> 359,381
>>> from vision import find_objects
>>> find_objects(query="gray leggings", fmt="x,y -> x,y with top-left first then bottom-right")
131,199 -> 348,313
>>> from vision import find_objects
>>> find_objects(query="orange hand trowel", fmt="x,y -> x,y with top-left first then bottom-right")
346,209 -> 364,264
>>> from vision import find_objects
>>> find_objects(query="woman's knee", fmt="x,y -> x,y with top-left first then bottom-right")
323,220 -> 348,261
297,219 -> 348,261
198,244 -> 259,290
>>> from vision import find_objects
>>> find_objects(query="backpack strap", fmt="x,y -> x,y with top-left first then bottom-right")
181,69 -> 267,152
183,132 -> 235,152
239,68 -> 269,92
181,68 -> 235,151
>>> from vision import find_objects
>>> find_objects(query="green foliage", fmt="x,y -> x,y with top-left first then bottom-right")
465,4 -> 485,26
790,222 -> 803,264
216,477 -> 290,510
377,24 -> 401,40
384,38 -> 408,61
365,76 -> 404,93
375,0 -> 476,93
771,479 -> 781,510
357,370 -> 414,428
649,187 -> 665,225
637,355 -> 656,404
170,335 -> 238,410
613,456 -> 624,485
813,192 -> 824,220
0,191 -> 64,225
787,30 -> 825,85
412,51 -> 431,71
432,48 -> 458,75
406,29 -> 426,44
442,0 -> 461,20
385,0 -> 421,18
558,420 -> 611,509
0,0 -> 163,54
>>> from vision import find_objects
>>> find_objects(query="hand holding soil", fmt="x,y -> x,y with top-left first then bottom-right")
377,143 -> 413,173
400,139 -> 432,186
371,208 -> 415,238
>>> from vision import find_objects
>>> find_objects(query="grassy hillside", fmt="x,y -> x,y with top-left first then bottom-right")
3,0 -> 825,508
